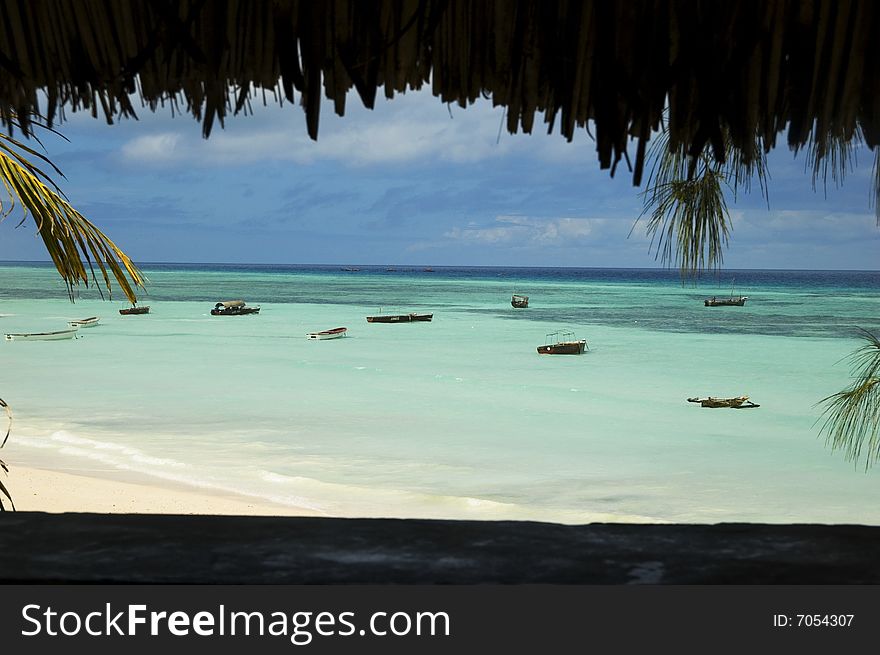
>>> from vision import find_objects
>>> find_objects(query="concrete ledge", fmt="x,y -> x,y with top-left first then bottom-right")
1,513 -> 878,583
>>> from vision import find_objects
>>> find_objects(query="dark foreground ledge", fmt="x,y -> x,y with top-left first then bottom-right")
1,513 -> 878,583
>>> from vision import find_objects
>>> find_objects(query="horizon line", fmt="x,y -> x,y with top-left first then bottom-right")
1,259 -> 879,273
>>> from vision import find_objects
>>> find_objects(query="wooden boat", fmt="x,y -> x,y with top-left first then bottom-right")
705,280 -> 747,306
704,296 -> 748,307
511,294 -> 529,308
307,327 -> 348,340
5,328 -> 78,341
366,312 -> 433,323
537,331 -> 588,355
211,300 -> 260,316
119,306 -> 150,315
68,316 -> 100,328
687,396 -> 760,409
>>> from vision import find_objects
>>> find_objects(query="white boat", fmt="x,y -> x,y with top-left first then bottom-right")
68,316 -> 100,328
5,328 -> 79,342
307,327 -> 348,340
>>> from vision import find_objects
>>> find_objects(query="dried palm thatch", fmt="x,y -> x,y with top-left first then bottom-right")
1,0 -> 878,185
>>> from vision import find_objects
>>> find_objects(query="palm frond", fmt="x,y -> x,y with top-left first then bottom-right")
805,126 -> 862,197
640,156 -> 731,277
0,143 -> 146,304
871,147 -> 880,226
724,136 -> 770,206
636,122 -> 771,278
0,396 -> 10,448
0,397 -> 11,511
817,329 -> 880,469
0,471 -> 13,511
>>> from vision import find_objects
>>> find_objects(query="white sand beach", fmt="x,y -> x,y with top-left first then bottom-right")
7,466 -> 320,516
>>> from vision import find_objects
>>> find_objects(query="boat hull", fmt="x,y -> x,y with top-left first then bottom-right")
119,306 -> 150,315
511,295 -> 529,308
688,396 -> 759,409
537,340 -> 587,355
704,297 -> 747,307
307,327 -> 347,340
367,315 -> 406,323
5,328 -> 79,341
68,317 -> 99,328
211,307 -> 260,316
366,313 -> 433,323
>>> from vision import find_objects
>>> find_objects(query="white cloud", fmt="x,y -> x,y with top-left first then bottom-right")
443,215 -> 611,247
735,209 -> 879,243
120,132 -> 181,162
114,89 -> 600,168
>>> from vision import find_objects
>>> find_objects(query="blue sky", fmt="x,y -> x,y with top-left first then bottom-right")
1,89 -> 878,269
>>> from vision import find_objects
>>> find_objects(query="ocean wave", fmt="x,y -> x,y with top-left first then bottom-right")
256,469 -> 666,524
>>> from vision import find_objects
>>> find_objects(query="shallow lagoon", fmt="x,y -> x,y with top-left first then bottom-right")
2,263 -> 878,523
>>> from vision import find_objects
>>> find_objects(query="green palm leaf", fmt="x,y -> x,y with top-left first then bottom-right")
636,125 -> 768,278
0,137 -> 145,304
0,397 -> 12,511
817,329 -> 880,469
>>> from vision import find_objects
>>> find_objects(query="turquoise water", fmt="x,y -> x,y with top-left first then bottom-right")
1,263 -> 879,523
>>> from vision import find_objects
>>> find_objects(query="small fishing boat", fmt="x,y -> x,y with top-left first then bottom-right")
5,328 -> 79,342
119,306 -> 150,315
705,280 -> 747,306
211,300 -> 261,316
704,296 -> 748,307
307,327 -> 348,340
68,316 -> 100,328
687,396 -> 760,409
511,294 -> 529,308
537,331 -> 588,355
366,312 -> 433,323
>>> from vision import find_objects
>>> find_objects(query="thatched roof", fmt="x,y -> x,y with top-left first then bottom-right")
0,0 -> 876,183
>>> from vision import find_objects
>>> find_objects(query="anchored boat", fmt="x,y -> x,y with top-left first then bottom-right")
537,331 -> 588,355
366,310 -> 433,323
704,296 -> 748,307
705,280 -> 748,306
211,300 -> 260,316
687,396 -> 760,408
68,316 -> 100,328
119,306 -> 150,315
307,327 -> 348,340
5,328 -> 79,342
511,294 -> 529,308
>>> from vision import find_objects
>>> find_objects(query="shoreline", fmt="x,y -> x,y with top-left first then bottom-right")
5,465 -> 322,516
